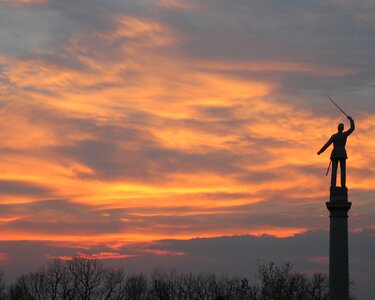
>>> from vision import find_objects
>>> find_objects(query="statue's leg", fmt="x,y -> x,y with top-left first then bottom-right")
331,159 -> 338,187
341,159 -> 347,187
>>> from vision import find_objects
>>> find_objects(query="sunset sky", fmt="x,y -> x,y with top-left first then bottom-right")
1,0 -> 375,298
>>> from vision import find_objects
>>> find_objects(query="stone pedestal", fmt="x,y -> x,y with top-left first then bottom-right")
326,187 -> 351,300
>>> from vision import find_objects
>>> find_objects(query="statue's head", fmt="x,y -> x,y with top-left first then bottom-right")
338,123 -> 344,132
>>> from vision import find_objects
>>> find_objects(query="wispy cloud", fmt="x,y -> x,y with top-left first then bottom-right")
0,0 -> 48,5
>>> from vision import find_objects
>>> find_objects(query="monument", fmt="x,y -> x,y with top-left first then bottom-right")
317,97 -> 355,300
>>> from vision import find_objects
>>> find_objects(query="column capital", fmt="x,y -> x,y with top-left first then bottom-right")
326,187 -> 351,217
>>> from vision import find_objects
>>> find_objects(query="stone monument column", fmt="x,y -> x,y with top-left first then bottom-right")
326,187 -> 351,300
317,102 -> 355,300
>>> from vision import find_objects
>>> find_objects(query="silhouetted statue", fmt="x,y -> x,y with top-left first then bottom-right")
317,116 -> 355,188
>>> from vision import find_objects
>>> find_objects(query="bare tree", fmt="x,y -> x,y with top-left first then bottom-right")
99,268 -> 147,300
121,273 -> 148,300
257,262 -> 329,300
0,272 -> 6,300
65,257 -> 106,300
8,271 -> 47,300
309,273 -> 329,300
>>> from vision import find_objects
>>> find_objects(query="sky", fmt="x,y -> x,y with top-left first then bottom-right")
0,0 -> 375,298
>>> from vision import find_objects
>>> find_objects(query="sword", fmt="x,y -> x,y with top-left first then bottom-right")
328,96 -> 349,117
326,160 -> 331,176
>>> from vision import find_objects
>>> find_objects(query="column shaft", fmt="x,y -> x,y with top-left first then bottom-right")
326,187 -> 351,300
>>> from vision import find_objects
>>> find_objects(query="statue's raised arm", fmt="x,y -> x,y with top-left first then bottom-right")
345,116 -> 355,136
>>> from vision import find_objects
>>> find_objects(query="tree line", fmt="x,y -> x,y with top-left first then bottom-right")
0,257 -> 353,299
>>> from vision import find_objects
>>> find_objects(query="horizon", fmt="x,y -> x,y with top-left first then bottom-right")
1,0 -> 375,299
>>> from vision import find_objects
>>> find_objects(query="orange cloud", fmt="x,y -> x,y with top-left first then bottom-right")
0,3 -> 373,251
0,0 -> 47,4
97,15 -> 176,47
46,252 -> 136,261
0,217 -> 21,223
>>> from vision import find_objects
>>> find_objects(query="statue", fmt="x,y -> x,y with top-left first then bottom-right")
317,116 -> 355,188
